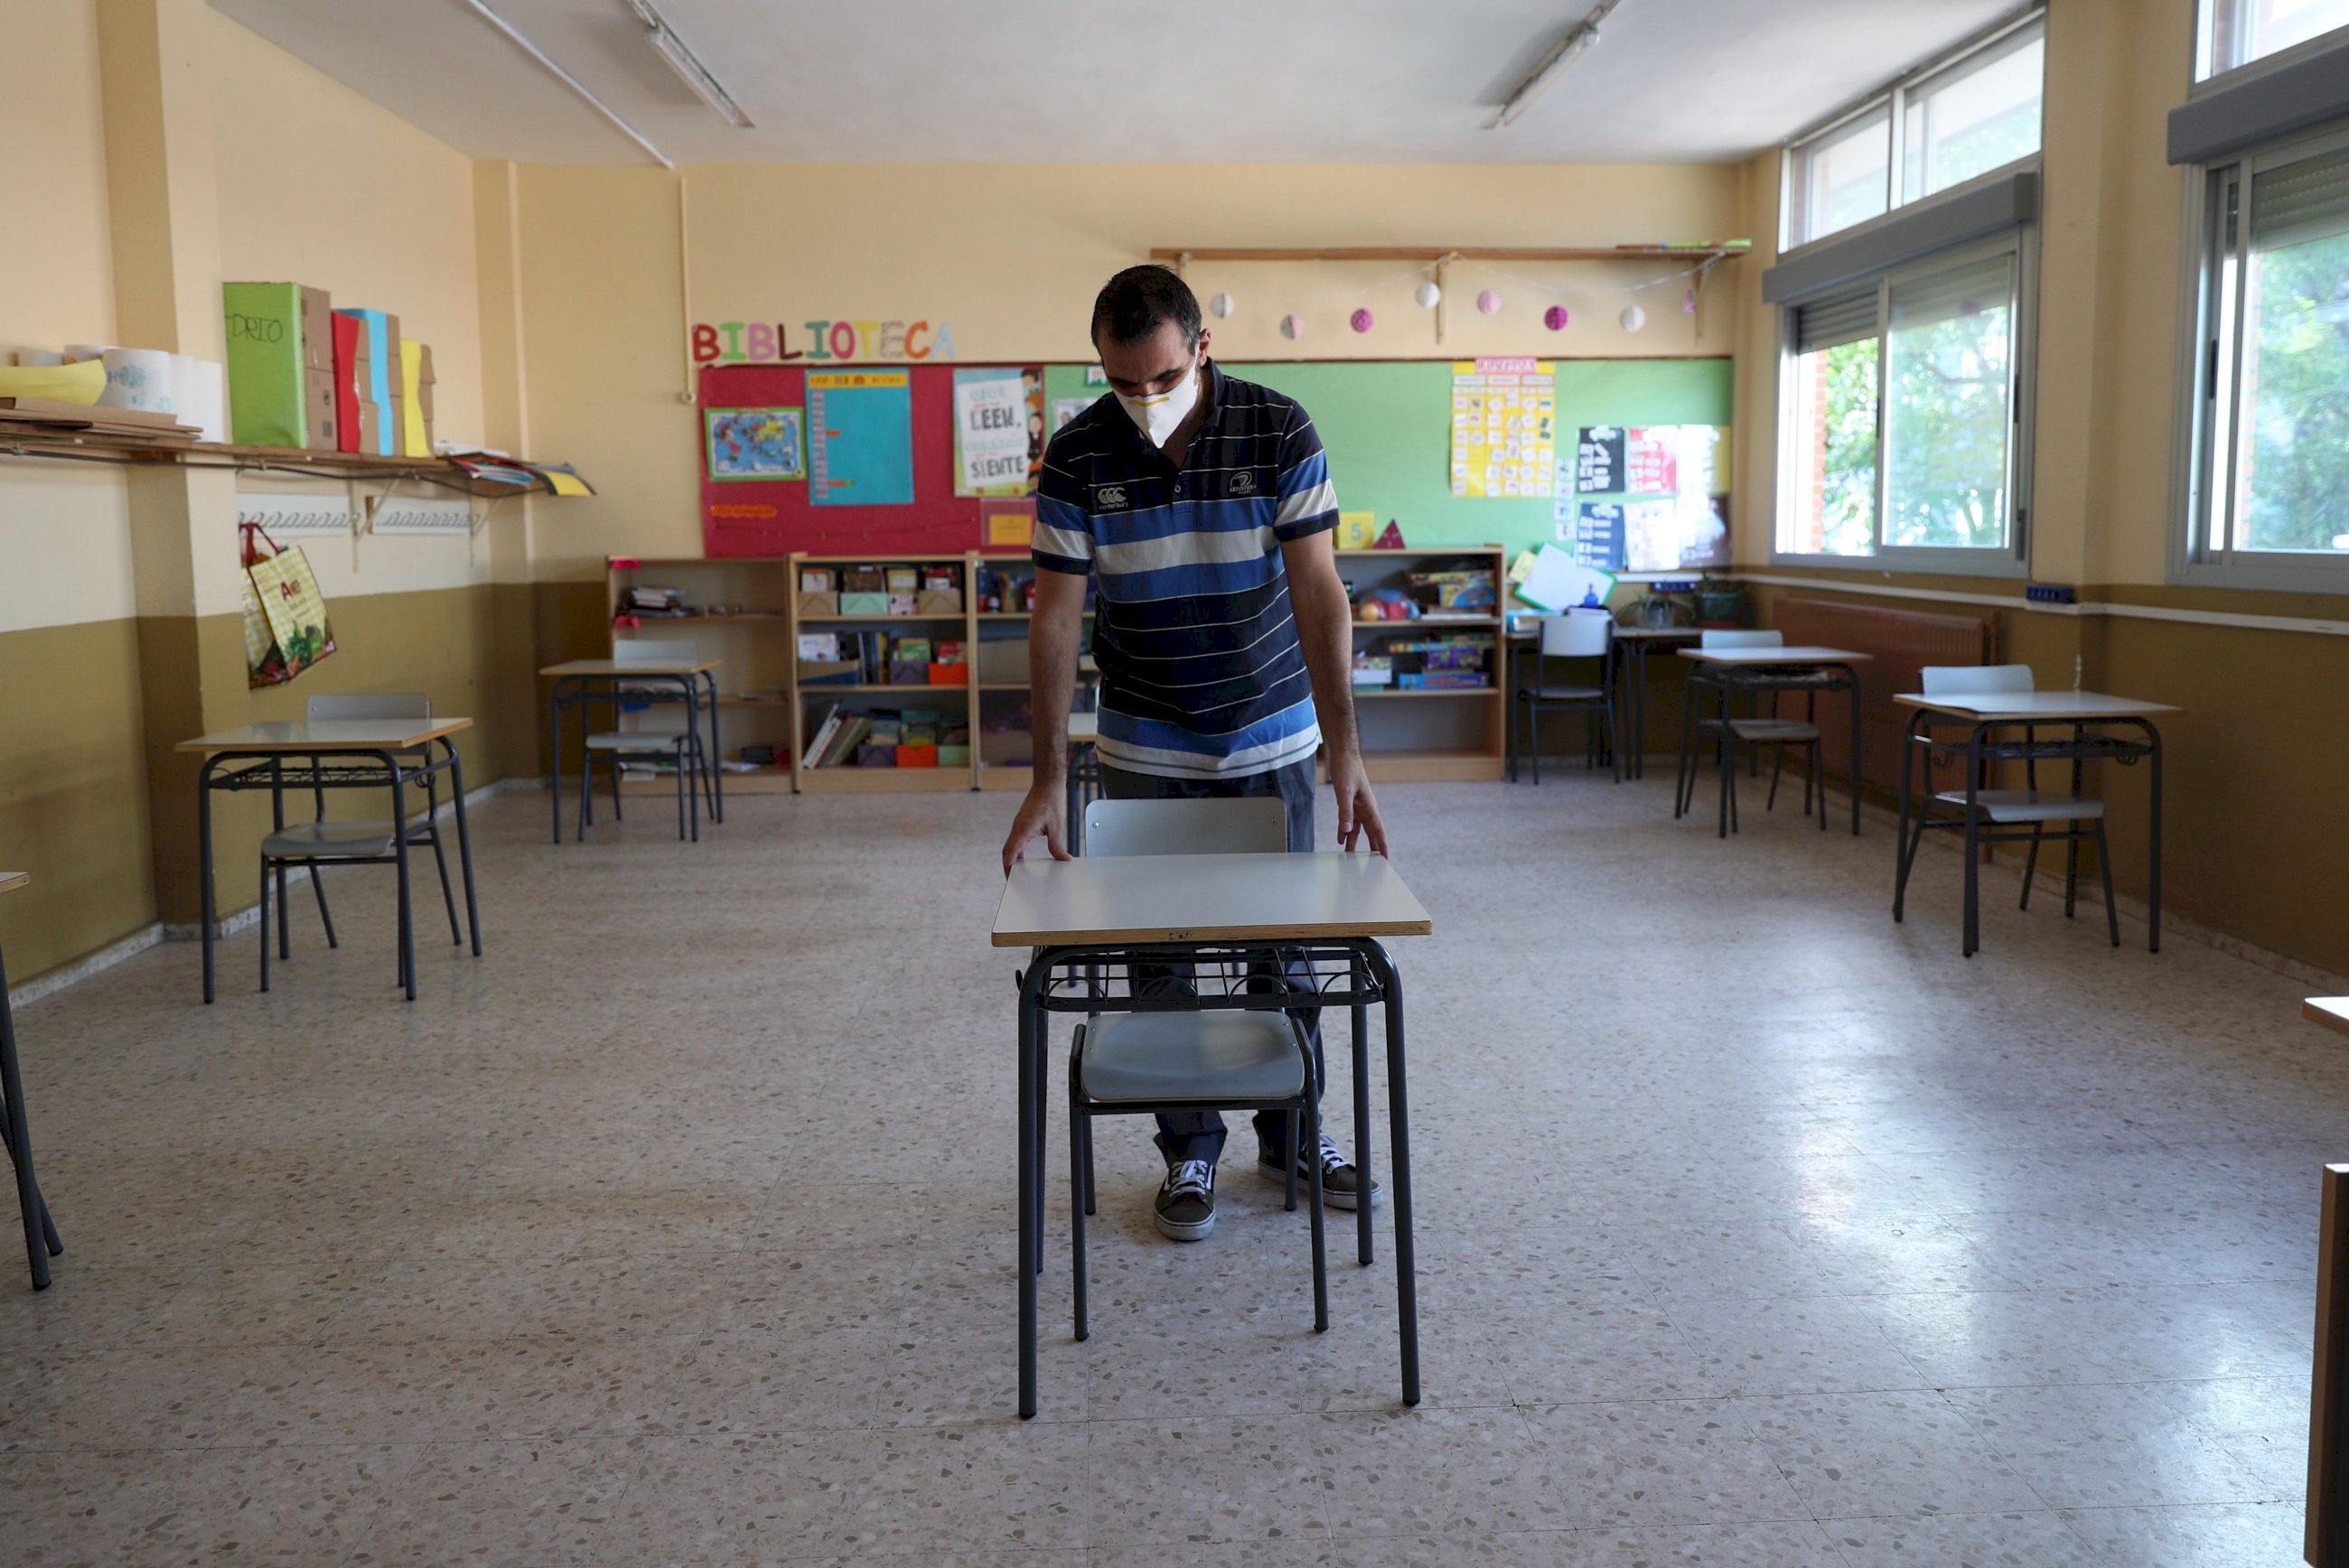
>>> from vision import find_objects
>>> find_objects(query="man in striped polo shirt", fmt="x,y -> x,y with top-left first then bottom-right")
999,265 -> 1389,1243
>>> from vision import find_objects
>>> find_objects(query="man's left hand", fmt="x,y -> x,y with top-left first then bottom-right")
1327,749 -> 1390,856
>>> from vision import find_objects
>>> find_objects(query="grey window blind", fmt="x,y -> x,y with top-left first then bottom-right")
1888,254 -> 2014,330
2251,145 -> 2349,250
1792,287 -> 1880,353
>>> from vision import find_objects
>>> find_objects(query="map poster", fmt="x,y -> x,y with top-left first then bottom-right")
1577,426 -> 1624,493
1449,359 -> 1556,499
808,369 -> 913,508
704,406 -> 803,482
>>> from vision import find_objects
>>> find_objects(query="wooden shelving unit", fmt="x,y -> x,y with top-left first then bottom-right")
1336,546 -> 1508,783
603,542 -> 1507,795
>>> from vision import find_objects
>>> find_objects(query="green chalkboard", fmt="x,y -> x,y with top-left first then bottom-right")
1043,359 -> 1732,561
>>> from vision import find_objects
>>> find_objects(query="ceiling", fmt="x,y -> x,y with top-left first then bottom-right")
208,0 -> 2024,166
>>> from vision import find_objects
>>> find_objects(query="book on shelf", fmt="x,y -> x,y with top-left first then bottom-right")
804,703 -> 845,767
822,715 -> 873,766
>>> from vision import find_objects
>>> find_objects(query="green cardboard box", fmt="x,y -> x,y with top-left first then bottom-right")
223,282 -> 334,449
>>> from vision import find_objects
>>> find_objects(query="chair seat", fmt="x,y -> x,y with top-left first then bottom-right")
585,731 -> 691,751
1521,684 -> 1605,702
1077,1011 -> 1306,1104
1727,719 -> 1820,742
1933,789 -> 2107,824
261,821 -> 396,859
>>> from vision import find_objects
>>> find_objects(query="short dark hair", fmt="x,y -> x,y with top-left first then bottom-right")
1090,265 -> 1202,350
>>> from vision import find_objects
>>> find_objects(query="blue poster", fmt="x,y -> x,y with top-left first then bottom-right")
808,370 -> 913,507
1571,501 -> 1626,571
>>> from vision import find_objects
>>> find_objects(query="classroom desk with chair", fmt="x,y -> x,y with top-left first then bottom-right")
1506,621 -> 1698,781
0,872 -> 62,1291
991,847 -> 1434,1419
176,718 -> 482,1003
1892,688 -> 2176,957
1674,644 -> 1871,837
541,656 -> 724,845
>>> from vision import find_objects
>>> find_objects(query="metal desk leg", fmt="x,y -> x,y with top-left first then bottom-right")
1893,714 -> 1919,920
1351,951 -> 1372,1267
549,679 -> 566,845
445,742 -> 482,957
385,752 -> 416,1000
1016,963 -> 1042,1419
0,947 -> 57,1290
1364,942 -> 1419,1405
701,672 -> 724,825
1961,726 -> 1985,958
1847,667 -> 1863,835
199,758 -> 221,1003
2147,723 -> 2163,954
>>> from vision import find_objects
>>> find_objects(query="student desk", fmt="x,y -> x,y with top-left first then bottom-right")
177,719 -> 482,1003
992,850 -> 1434,1418
1506,623 -> 1698,781
540,658 -> 724,845
0,872 -> 61,1290
1675,646 -> 1872,836
1892,690 -> 2176,957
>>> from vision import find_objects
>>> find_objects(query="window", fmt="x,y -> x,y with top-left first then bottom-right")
1778,241 -> 2029,565
1783,13 -> 2045,247
2177,126 -> 2349,580
2198,0 -> 2349,79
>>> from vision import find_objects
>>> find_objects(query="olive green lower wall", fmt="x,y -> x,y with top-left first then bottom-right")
0,617 -> 158,982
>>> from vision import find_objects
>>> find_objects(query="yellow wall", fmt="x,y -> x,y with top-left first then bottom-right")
515,162 -> 1747,578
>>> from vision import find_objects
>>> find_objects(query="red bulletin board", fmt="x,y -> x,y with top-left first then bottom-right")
699,362 -> 1035,557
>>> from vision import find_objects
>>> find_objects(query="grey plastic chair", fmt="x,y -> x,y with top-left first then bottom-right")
1512,610 -> 1618,785
257,694 -> 462,993
1897,664 -> 2119,945
1065,796 -> 1327,1340
1680,629 -> 1826,834
579,639 -> 706,842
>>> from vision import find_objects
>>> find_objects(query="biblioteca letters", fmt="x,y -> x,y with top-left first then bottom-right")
691,320 -> 958,365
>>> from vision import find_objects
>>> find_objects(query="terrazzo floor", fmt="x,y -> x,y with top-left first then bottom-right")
0,770 -> 2330,1565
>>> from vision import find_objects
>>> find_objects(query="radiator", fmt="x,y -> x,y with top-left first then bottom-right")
1767,597 -> 1996,798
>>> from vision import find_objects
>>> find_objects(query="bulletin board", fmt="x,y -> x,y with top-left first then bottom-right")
702,357 -> 1731,563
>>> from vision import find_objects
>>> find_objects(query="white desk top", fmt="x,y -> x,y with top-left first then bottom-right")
1066,713 -> 1099,742
542,658 -> 722,677
1894,690 -> 2179,721
2304,998 -> 2349,1038
1678,646 -> 1875,665
176,718 -> 473,753
0,872 -> 25,895
992,850 -> 1433,947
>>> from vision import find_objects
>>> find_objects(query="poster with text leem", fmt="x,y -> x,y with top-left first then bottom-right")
953,366 -> 1042,497
809,370 -> 913,507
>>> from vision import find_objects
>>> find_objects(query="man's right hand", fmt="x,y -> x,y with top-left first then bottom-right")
1001,782 -> 1072,876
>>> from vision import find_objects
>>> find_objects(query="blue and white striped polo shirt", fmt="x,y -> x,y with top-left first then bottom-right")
1034,360 -> 1340,780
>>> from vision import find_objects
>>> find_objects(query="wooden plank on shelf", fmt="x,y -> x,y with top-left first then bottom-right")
1149,247 -> 1747,264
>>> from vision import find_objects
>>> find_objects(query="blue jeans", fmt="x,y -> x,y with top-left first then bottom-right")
1099,759 -> 1324,1168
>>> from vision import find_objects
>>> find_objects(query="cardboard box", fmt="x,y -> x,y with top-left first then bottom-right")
304,368 -> 338,453
937,743 -> 971,768
388,389 -> 406,459
927,663 -> 968,686
855,742 -> 896,767
977,637 -> 1030,686
894,743 -> 940,769
332,313 -> 361,453
796,590 -> 839,617
398,339 -> 433,457
887,658 -> 930,686
796,658 -> 860,686
799,567 -> 836,592
914,588 -> 963,615
885,566 -> 918,594
840,592 -> 887,616
844,565 -> 884,593
332,308 -> 401,455
222,281 -> 332,447
356,399 -> 381,455
887,593 -> 916,616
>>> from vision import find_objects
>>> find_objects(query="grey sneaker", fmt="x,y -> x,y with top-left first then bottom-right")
1259,1131 -> 1382,1212
1154,1158 -> 1216,1241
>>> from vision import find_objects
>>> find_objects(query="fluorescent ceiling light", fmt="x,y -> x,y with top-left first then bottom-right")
457,0 -> 672,167
631,0 -> 753,129
1488,0 -> 1626,129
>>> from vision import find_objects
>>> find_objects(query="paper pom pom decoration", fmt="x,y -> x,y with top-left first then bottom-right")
1279,313 -> 1304,341
1350,308 -> 1375,332
1542,304 -> 1569,331
1414,281 -> 1442,309
1620,304 -> 1646,332
1208,292 -> 1235,319
1476,289 -> 1502,315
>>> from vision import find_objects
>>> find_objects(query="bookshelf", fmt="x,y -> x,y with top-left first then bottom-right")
602,541 -> 1506,795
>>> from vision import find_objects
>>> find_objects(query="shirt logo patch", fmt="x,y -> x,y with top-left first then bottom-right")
1229,471 -> 1257,496
1096,483 -> 1128,509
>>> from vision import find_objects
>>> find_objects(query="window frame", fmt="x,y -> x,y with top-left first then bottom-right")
2195,0 -> 2349,83
2168,116 -> 2349,590
1781,7 -> 2046,251
1773,226 -> 2038,576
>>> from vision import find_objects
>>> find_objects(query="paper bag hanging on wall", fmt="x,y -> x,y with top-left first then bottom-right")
241,526 -> 338,687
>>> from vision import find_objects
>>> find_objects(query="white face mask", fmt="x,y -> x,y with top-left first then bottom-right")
1114,355 -> 1201,448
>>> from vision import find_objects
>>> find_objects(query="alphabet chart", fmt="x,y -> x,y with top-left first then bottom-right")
1449,359 -> 1556,499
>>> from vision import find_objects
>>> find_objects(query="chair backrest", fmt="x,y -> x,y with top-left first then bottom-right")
1083,797 -> 1287,857
1701,629 -> 1783,650
614,639 -> 698,665
1922,662 -> 2034,695
306,693 -> 429,723
1539,610 -> 1613,658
